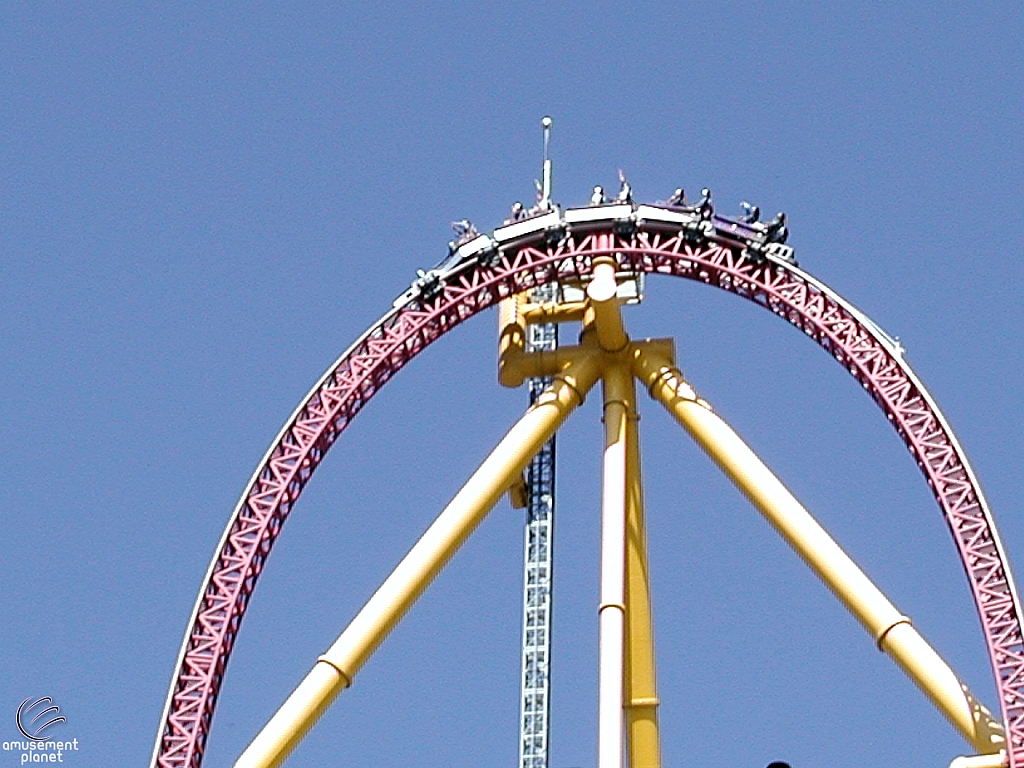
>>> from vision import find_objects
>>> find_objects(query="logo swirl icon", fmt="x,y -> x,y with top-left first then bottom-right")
16,697 -> 66,741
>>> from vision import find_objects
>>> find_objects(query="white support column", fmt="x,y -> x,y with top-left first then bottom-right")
598,365 -> 631,768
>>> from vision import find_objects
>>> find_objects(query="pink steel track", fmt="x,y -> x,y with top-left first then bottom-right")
151,220 -> 1024,768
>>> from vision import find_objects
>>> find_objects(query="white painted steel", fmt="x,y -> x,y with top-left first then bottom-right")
454,233 -> 496,260
598,370 -> 630,768
564,204 -> 634,224
634,204 -> 695,226
948,754 -> 1007,768
492,210 -> 562,243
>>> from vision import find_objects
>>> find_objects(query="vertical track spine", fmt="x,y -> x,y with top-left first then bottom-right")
519,282 -> 559,768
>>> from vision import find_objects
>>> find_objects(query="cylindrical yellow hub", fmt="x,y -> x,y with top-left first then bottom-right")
587,256 -> 628,352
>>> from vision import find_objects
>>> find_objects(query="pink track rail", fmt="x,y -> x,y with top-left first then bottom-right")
152,223 -> 1024,768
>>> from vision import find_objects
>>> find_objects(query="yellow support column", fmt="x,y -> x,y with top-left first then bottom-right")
632,348 -> 1005,755
623,377 -> 662,768
587,255 -> 628,353
233,354 -> 602,768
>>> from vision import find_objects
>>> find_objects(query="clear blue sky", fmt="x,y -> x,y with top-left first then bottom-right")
2,3 -> 1023,767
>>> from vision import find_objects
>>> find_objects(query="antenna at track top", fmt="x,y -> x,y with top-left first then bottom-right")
540,116 -> 553,208
514,114 -> 559,768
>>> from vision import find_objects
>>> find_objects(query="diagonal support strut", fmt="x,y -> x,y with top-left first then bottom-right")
632,347 -> 1005,756
232,353 -> 603,768
623,375 -> 662,768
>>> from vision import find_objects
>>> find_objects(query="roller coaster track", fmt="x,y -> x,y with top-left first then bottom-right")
151,203 -> 1024,768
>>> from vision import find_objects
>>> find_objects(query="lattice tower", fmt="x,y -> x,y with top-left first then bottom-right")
518,280 -> 559,768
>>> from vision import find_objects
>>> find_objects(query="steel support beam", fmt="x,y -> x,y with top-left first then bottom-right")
633,348 -> 1004,755
599,363 -> 631,768
520,299 -> 588,326
232,354 -> 603,768
587,254 -> 628,353
518,280 -> 561,768
624,381 -> 662,768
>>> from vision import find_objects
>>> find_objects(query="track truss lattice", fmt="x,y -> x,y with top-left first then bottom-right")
152,214 -> 1024,768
